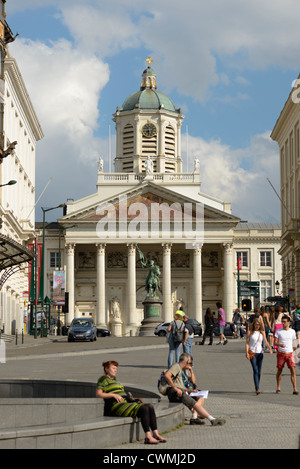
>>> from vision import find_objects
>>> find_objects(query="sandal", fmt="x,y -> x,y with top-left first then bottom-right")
144,437 -> 159,445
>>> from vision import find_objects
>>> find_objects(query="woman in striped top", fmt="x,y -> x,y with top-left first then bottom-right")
96,360 -> 166,444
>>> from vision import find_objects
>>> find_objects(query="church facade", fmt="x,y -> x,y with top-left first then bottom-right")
45,60 -> 282,335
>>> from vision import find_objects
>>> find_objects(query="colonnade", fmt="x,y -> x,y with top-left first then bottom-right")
65,242 -> 234,328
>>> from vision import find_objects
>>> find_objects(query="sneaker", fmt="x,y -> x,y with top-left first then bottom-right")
190,418 -> 205,425
223,339 -> 228,345
210,418 -> 226,426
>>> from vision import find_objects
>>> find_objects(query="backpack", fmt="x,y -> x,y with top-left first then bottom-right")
173,321 -> 185,343
157,370 -> 169,395
157,369 -> 180,396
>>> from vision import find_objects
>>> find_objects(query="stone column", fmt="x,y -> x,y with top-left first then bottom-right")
96,243 -> 106,328
127,243 -> 137,334
162,243 -> 172,322
223,243 -> 234,322
193,244 -> 203,323
66,243 -> 75,324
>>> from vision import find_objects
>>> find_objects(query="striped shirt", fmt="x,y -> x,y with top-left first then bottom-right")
97,374 -> 143,417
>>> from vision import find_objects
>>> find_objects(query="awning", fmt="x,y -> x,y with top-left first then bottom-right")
0,233 -> 34,270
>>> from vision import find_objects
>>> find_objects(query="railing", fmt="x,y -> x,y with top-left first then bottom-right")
97,172 -> 200,185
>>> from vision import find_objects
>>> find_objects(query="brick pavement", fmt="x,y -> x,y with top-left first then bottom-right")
1,334 -> 300,449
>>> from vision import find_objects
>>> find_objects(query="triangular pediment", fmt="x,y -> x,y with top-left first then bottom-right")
59,182 -> 240,226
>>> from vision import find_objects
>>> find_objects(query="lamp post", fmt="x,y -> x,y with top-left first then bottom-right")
57,223 -> 77,335
39,204 -> 65,336
0,179 -> 17,187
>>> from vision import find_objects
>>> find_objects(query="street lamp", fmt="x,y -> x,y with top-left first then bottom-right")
0,180 -> 17,187
275,280 -> 280,295
39,204 -> 65,336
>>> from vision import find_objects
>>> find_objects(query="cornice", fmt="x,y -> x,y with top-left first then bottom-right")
4,56 -> 44,142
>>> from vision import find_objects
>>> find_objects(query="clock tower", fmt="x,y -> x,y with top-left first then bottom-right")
113,58 -> 184,174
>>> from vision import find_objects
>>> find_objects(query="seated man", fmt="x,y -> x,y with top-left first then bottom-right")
164,352 -> 226,426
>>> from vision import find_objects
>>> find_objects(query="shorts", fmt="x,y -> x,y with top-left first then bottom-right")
277,351 -> 295,369
219,325 -> 225,334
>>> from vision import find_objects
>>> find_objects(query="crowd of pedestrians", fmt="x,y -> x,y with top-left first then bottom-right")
96,301 -> 300,442
165,302 -> 300,397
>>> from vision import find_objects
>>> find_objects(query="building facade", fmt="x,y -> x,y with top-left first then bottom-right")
33,61 -> 281,335
271,77 -> 300,305
0,3 -> 43,334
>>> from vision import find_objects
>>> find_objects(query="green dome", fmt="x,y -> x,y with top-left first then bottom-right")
122,88 -> 177,112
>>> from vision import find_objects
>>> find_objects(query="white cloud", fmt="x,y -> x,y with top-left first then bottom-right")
182,131 -> 280,221
9,38 -> 109,154
6,0 -> 288,222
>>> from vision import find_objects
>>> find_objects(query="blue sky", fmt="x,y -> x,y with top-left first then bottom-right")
6,0 -> 300,223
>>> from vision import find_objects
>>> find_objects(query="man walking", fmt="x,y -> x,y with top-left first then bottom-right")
216,301 -> 227,345
274,315 -> 298,395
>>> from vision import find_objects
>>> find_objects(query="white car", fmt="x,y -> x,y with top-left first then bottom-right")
154,322 -> 170,337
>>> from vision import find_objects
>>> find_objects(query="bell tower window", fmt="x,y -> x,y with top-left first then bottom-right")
122,124 -> 134,157
165,125 -> 175,158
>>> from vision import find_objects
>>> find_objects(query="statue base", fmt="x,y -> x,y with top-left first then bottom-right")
139,296 -> 162,336
109,317 -> 123,337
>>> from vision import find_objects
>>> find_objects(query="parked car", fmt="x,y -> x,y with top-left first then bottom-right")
68,318 -> 97,342
186,318 -> 202,336
154,319 -> 202,337
213,322 -> 246,338
154,322 -> 170,337
97,327 -> 111,337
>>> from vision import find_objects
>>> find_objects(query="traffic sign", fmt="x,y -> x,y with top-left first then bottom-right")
239,281 -> 260,297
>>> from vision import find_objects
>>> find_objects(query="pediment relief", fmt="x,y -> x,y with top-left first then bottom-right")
62,189 -> 238,225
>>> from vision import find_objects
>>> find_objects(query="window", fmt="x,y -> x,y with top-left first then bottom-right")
260,251 -> 271,267
50,252 -> 60,268
236,251 -> 248,268
236,251 -> 248,267
260,280 -> 272,301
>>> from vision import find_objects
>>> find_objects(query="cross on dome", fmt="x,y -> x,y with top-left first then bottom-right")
146,57 -> 153,67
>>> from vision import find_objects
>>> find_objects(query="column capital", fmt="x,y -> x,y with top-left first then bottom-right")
65,243 -> 76,255
193,242 -> 203,254
162,243 -> 172,253
127,243 -> 136,255
96,243 -> 106,254
223,242 -> 233,253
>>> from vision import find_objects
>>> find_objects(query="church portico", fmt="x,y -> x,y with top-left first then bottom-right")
61,236 -> 237,333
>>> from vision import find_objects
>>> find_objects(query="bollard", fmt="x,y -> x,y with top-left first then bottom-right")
16,329 -> 18,345
22,329 -> 24,344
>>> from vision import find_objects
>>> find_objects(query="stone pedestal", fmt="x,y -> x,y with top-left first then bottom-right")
109,317 -> 123,337
139,297 -> 162,336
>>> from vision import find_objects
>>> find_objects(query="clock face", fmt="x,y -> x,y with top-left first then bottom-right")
142,122 -> 157,138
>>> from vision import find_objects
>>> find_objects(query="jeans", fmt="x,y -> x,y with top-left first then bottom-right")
168,337 -> 182,368
183,336 -> 193,356
250,353 -> 264,391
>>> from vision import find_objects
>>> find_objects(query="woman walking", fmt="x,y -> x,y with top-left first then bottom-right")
273,306 -> 283,351
246,318 -> 272,394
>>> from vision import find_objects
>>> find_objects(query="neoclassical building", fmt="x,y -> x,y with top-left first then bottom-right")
271,76 -> 300,304
37,60 -> 279,335
0,3 -> 43,335
56,61 -> 242,334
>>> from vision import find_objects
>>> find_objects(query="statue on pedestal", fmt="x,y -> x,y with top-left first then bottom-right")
136,245 -> 162,336
136,246 -> 161,298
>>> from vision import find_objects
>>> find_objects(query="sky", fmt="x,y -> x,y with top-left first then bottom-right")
5,0 -> 300,223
